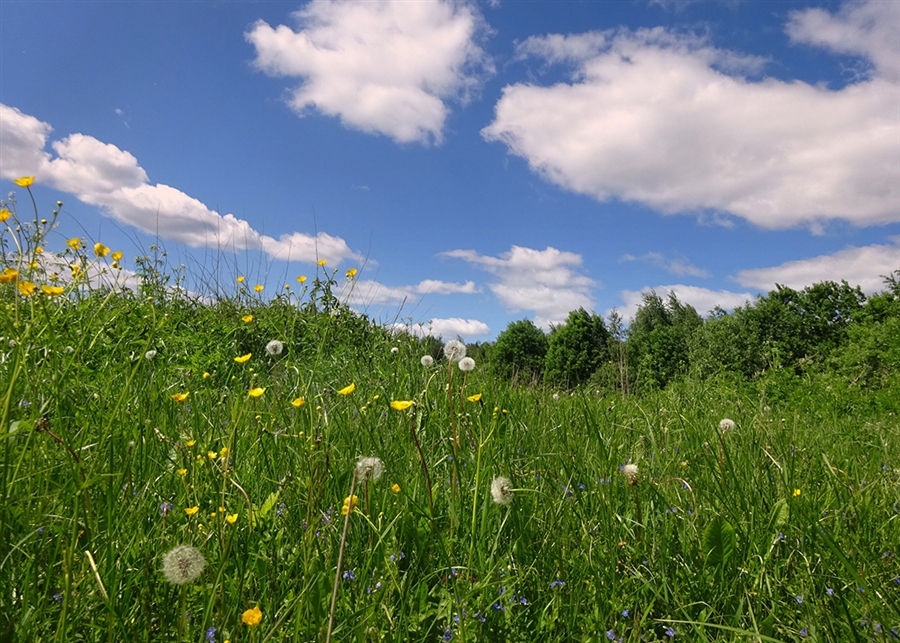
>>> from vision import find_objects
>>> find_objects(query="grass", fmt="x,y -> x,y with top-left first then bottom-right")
1,192 -> 899,642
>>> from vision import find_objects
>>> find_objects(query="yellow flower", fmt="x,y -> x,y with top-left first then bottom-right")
248,387 -> 266,398
186,439 -> 196,447
93,242 -> 109,257
242,606 -> 262,626
27,261 -> 39,269
317,259 -> 327,266
13,176 -> 34,188
297,275 -> 307,283
235,353 -> 252,363
467,393 -> 482,402
177,468 -> 187,476
226,513 -> 238,524
208,450 -> 217,460
36,247 -> 44,254
793,488 -> 801,497
0,208 -> 11,222
391,483 -> 401,493
390,400 -> 413,411
284,284 -> 290,290
291,396 -> 305,407
253,284 -> 264,292
111,250 -> 123,261
185,506 -> 199,516
42,285 -> 65,296
17,281 -> 36,296
341,495 -> 359,515
67,237 -> 81,250
236,276 -> 245,283
0,267 -> 19,283
71,265 -> 81,277
220,447 -> 229,458
171,392 -> 190,402
202,372 -> 210,379
337,383 -> 355,395
111,261 -> 120,269
346,268 -> 357,278
242,314 -> 253,323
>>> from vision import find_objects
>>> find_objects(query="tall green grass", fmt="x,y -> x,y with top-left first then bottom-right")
1,191 -> 898,642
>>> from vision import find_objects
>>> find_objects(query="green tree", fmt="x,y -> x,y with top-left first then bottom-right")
544,308 -> 610,388
627,291 -> 701,391
490,319 -> 548,384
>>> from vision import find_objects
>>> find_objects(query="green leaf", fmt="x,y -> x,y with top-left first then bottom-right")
770,498 -> 790,531
703,515 -> 736,567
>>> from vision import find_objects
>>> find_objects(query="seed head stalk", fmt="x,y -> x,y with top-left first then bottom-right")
326,472 -> 357,643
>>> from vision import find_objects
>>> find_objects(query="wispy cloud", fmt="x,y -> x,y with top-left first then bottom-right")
484,1 -> 899,230
443,245 -> 595,328
342,278 -> 478,306
0,104 -> 362,266
391,317 -> 490,340
732,240 -> 900,294
246,0 -> 493,145
620,251 -> 710,278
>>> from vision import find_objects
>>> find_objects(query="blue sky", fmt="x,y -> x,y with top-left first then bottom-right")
1,0 -> 897,340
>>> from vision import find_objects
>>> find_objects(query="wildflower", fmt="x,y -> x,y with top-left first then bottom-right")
145,350 -> 157,360
171,392 -> 190,402
111,251 -> 123,261
392,483 -> 401,493
337,383 -> 355,395
202,372 -> 210,379
0,208 -> 10,222
356,456 -> 384,482
390,346 -> 399,354
186,439 -> 196,447
185,506 -> 199,516
242,314 -> 253,323
14,176 -> 35,187
93,242 -> 110,257
160,502 -> 174,516
70,265 -> 81,277
226,513 -> 238,524
206,626 -> 216,643
552,393 -> 559,400
253,284 -> 264,292
826,588 -> 834,596
421,355 -> 434,366
458,357 -> 476,372
342,569 -> 355,580
490,476 -> 513,506
622,464 -> 639,485
67,237 -> 81,250
719,418 -> 735,433
177,469 -> 187,476
317,259 -> 327,266
793,488 -> 801,497
161,544 -> 205,585
341,495 -> 359,515
291,397 -> 305,407
208,450 -> 217,459
241,606 -> 262,627
467,393 -> 482,402
220,446 -> 228,458
17,281 -> 36,296
390,400 -> 413,411
665,627 -> 676,637
265,340 -> 283,356
236,276 -> 245,283
346,268 -> 357,278
297,275 -> 307,283
444,339 -> 466,362
795,595 -> 803,604
248,387 -> 266,398
0,267 -> 18,283
235,353 -> 251,363
550,580 -> 566,588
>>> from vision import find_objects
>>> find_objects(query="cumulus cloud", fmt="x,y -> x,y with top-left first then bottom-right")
483,2 -> 900,230
391,317 -> 491,340
617,285 -> 753,321
443,245 -> 595,328
246,0 -> 492,145
0,104 -> 362,265
732,240 -> 900,294
620,251 -> 710,278
342,278 -> 478,306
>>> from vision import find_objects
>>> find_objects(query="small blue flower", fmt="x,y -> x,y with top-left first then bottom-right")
550,580 -> 566,588
665,626 -> 676,637
795,595 -> 803,604
826,587 -> 834,596
342,569 -> 355,581
442,627 -> 452,642
206,627 -> 216,643
622,609 -> 629,617
606,630 -> 616,640
799,627 -> 807,637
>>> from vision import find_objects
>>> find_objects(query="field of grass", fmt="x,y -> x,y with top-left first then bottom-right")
1,197 -> 899,642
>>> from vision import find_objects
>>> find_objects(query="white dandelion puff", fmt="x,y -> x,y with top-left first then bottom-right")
718,418 -> 735,433
390,347 -> 399,355
266,340 -> 284,356
443,339 -> 466,363
421,355 -> 434,367
622,464 -> 639,485
161,544 -> 205,585
490,476 -> 513,505
356,456 -> 384,482
144,350 -> 157,360
458,357 -> 475,372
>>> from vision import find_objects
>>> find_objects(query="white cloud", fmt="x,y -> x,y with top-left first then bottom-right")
732,240 -> 900,294
414,279 -> 478,295
342,277 -> 478,306
617,284 -> 753,321
483,9 -> 900,230
0,104 -> 362,266
246,0 -> 492,145
443,245 -> 595,328
620,251 -> 710,277
392,317 -> 490,339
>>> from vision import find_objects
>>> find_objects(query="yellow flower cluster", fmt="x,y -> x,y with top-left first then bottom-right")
341,495 -> 359,515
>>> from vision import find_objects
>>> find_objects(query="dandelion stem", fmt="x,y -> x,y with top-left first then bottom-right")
326,473 -> 357,643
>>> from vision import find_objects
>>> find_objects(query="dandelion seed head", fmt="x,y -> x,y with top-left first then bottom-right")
719,418 -> 735,433
144,350 -> 157,360
458,357 -> 475,372
443,339 -> 466,362
161,544 -> 205,585
622,464 -> 639,484
356,456 -> 384,482
265,340 -> 284,356
390,347 -> 399,354
490,476 -> 513,505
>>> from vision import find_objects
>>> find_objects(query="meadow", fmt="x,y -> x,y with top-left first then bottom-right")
1,184 -> 899,642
